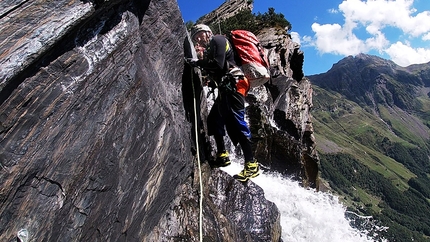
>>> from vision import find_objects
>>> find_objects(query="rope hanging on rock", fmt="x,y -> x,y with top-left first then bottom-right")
191,66 -> 204,242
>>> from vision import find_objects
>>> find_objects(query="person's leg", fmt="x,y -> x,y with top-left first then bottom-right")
233,128 -> 259,181
214,134 -> 226,152
226,92 -> 259,181
226,92 -> 254,161
238,135 -> 253,162
213,134 -> 230,166
208,99 -> 230,166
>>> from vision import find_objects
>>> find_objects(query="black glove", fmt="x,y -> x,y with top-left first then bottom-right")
185,58 -> 199,67
207,80 -> 217,89
219,74 -> 237,93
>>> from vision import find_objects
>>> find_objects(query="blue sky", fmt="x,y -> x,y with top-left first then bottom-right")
177,0 -> 430,75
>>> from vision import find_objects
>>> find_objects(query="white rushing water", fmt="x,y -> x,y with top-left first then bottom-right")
221,161 -> 376,242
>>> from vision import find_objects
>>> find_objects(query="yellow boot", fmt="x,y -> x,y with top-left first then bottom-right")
214,150 -> 231,167
234,159 -> 260,182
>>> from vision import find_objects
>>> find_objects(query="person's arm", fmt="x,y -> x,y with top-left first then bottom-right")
196,36 -> 226,72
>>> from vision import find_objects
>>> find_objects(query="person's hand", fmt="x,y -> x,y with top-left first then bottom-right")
195,46 -> 205,59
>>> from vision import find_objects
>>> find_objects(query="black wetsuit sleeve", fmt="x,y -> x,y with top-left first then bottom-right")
196,36 -> 226,73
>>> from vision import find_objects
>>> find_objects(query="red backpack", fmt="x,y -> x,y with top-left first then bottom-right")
229,30 -> 270,87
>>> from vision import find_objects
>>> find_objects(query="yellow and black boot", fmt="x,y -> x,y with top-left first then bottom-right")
214,150 -> 231,167
234,159 -> 260,182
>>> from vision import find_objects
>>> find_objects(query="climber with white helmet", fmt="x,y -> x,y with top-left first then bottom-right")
186,24 -> 260,182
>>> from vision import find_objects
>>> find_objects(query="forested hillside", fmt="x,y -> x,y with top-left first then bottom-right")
309,54 -> 430,241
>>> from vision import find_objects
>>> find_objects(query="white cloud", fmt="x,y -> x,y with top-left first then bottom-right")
385,41 -> 430,66
308,0 -> 430,66
301,35 -> 313,48
290,32 -> 301,45
364,30 -> 389,51
338,0 -> 430,36
311,22 -> 366,55
328,8 -> 338,14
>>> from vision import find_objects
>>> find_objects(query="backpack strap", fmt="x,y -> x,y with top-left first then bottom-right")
225,38 -> 238,70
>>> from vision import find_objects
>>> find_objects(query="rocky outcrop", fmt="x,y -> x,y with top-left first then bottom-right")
196,0 -> 253,26
248,29 -> 319,188
0,0 -> 281,241
247,29 -> 318,187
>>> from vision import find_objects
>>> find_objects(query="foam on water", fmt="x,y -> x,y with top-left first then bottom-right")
221,162 -> 375,242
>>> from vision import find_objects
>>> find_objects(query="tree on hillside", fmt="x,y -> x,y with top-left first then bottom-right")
210,8 -> 291,35
256,7 -> 291,31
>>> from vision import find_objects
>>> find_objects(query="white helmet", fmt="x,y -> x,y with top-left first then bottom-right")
190,24 -> 212,39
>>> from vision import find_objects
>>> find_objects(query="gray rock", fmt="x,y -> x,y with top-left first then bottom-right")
196,0 -> 253,26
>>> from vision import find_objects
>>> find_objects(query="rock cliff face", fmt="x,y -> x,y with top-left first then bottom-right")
250,28 -> 317,187
196,0 -> 253,26
0,0 -> 281,241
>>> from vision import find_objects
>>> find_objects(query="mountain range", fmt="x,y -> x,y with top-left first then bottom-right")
308,53 -> 430,241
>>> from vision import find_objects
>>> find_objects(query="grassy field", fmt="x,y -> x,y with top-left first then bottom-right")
312,85 -> 418,183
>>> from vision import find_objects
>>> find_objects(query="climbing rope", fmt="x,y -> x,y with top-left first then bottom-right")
190,64 -> 204,242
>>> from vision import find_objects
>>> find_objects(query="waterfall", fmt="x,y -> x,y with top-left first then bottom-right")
221,162 -> 382,242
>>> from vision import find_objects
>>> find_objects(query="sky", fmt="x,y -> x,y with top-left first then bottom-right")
177,0 -> 430,75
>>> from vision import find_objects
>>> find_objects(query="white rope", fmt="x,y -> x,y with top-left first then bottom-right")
191,67 -> 204,242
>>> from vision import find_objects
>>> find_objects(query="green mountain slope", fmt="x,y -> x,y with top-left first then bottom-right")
308,54 -> 430,241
